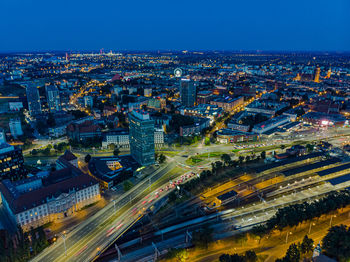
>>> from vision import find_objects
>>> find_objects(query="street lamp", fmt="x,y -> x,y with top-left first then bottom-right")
285,231 -> 292,244
308,222 -> 316,234
60,231 -> 67,256
330,215 -> 336,227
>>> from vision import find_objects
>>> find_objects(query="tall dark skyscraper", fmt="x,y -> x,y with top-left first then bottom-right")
129,110 -> 155,166
0,143 -> 26,181
26,84 -> 42,117
46,85 -> 61,112
180,79 -> 196,107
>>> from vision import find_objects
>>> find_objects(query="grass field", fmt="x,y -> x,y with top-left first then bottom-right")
185,156 -> 203,165
197,152 -> 224,158
157,151 -> 179,157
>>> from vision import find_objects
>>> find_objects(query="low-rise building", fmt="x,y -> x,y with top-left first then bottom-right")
246,100 -> 289,117
252,115 -> 292,135
197,90 -> 213,104
210,96 -> 244,112
102,129 -> 164,149
302,112 -> 346,127
67,120 -> 102,141
181,104 -> 223,122
87,155 -> 139,189
49,125 -> 67,138
102,129 -> 130,149
179,117 -> 210,137
9,118 -> 23,138
56,150 -> 78,169
0,162 -> 100,231
216,128 -> 259,143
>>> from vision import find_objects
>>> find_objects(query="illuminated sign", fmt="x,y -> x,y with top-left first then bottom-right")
174,68 -> 182,78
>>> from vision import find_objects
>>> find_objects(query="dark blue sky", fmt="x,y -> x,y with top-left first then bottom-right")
1,0 -> 349,52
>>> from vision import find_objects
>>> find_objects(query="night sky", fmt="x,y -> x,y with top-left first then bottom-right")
1,0 -> 349,52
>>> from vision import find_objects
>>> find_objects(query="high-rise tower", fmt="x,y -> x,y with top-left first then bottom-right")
180,79 -> 196,107
129,110 -> 155,166
26,84 -> 42,117
46,85 -> 61,112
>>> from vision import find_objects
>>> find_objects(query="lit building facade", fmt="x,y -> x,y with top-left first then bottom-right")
9,118 -> 23,138
0,163 -> 100,232
102,129 -> 164,149
314,67 -> 321,83
46,85 -> 61,112
84,96 -> 94,108
0,143 -> 26,181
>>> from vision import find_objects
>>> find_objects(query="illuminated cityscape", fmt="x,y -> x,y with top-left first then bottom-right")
0,1 -> 350,262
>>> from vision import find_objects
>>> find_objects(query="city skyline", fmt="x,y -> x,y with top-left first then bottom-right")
1,1 -> 350,261
1,0 -> 349,52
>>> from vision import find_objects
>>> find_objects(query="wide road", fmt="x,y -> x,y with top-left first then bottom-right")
31,161 -> 180,262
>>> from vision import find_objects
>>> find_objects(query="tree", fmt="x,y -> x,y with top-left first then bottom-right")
47,113 -> 56,127
306,144 -> 314,152
221,154 -> 231,166
31,149 -> 38,155
251,225 -> 267,244
234,232 -> 247,247
85,154 -> 92,163
113,148 -> 120,156
260,151 -> 266,159
204,137 -> 210,146
285,243 -> 301,262
165,248 -> 188,262
42,147 -> 51,156
322,225 -> 350,260
108,143 -> 116,150
280,144 -> 286,150
168,191 -> 177,202
192,225 -> 213,249
158,154 -> 166,164
229,254 -> 245,262
123,180 -> 133,192
219,254 -> 232,262
36,120 -> 47,135
214,161 -> 223,172
238,156 -> 244,165
244,250 -> 257,262
300,235 -> 314,254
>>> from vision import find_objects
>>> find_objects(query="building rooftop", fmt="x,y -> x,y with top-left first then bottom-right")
317,162 -> 350,177
327,172 -> 350,186
217,128 -> 256,136
88,155 -> 139,183
0,143 -> 15,154
0,163 -> 98,214
282,157 -> 340,177
60,150 -> 77,162
254,152 -> 324,174
131,110 -> 150,120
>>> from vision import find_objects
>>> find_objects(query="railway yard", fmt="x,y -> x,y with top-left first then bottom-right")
95,150 -> 350,261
